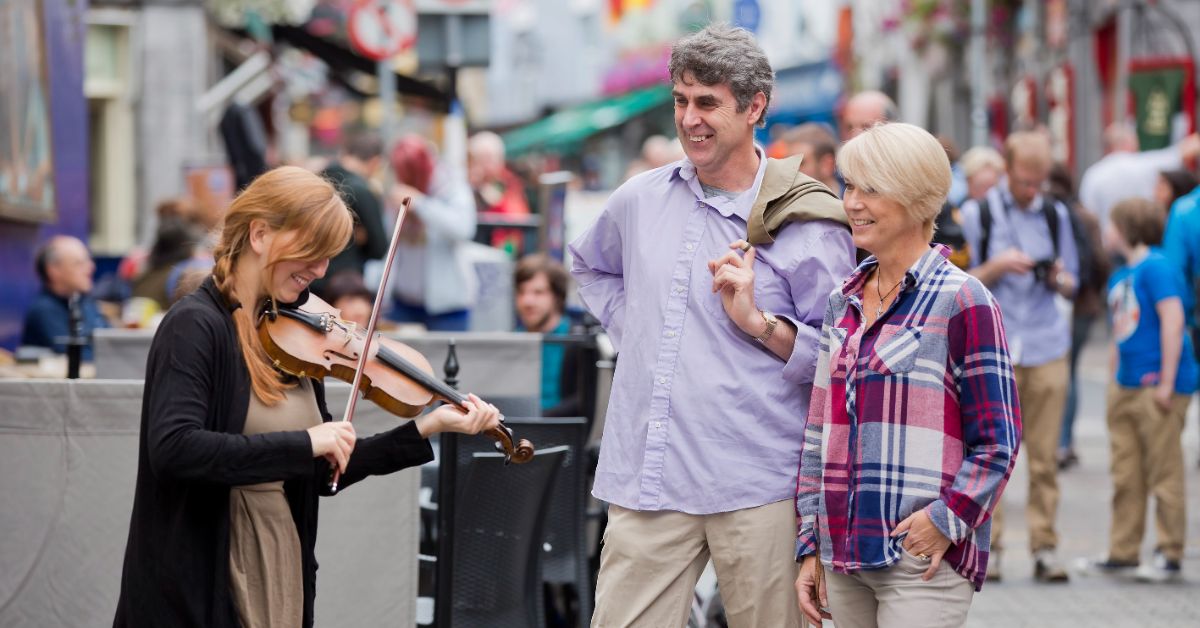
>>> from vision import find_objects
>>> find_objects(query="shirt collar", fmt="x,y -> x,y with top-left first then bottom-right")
671,144 -> 768,221
839,244 -> 952,299
997,177 -> 1044,212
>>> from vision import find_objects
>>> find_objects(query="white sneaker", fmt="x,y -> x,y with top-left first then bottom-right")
1135,553 -> 1182,583
1033,548 -> 1069,582
1074,555 -> 1139,577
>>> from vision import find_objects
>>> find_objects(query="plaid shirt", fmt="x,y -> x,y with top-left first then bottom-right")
795,245 -> 1021,590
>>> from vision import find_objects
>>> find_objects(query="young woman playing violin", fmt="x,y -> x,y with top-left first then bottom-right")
113,166 -> 500,628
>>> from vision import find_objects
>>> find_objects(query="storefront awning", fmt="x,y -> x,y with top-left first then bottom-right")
502,85 -> 673,157
270,24 -> 451,109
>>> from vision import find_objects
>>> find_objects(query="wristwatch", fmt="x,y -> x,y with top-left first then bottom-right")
754,310 -> 778,344
1055,270 -> 1071,289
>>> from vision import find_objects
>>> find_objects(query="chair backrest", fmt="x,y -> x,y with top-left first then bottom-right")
450,445 -> 567,628
484,395 -> 542,418
454,419 -> 590,625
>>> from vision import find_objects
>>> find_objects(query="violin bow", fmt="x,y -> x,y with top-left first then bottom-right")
329,196 -> 411,492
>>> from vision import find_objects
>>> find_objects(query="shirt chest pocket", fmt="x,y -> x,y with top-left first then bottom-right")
702,260 -> 785,320
867,324 -> 922,375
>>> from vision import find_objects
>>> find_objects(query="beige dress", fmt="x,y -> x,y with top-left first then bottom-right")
229,377 -> 321,628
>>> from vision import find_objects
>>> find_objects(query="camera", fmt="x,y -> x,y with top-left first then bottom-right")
1032,259 -> 1055,284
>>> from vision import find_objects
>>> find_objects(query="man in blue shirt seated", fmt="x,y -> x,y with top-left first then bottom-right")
21,235 -> 110,361
514,254 -> 580,417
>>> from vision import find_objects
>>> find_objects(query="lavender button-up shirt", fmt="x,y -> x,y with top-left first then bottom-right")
569,152 -> 856,514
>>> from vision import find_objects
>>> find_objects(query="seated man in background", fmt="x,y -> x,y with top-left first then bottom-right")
22,235 -> 110,361
514,254 -> 581,417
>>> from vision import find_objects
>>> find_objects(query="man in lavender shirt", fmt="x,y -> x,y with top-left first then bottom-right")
570,25 -> 855,628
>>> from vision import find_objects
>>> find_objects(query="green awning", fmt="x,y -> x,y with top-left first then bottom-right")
502,85 -> 673,157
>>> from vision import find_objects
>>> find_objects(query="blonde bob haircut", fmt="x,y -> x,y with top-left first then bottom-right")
837,122 -> 951,239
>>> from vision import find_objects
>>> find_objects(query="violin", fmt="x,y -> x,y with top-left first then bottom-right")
256,293 -> 536,465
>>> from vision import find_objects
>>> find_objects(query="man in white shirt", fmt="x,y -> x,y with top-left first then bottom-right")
1078,123 -> 1199,227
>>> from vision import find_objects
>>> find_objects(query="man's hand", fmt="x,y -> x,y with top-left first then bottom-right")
796,555 -> 831,626
709,240 -> 762,335
1049,259 -> 1076,297
990,248 -> 1035,277
891,509 -> 952,581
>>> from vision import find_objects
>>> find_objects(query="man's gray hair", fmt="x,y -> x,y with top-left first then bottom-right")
668,24 -> 774,128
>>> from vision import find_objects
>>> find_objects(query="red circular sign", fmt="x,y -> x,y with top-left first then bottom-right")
348,0 -> 417,61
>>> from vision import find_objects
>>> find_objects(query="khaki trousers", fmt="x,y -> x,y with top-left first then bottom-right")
823,548 -> 974,628
1105,385 -> 1189,563
992,357 -> 1068,553
591,499 -> 802,628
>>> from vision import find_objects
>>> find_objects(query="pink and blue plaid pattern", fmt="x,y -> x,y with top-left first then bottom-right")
796,245 -> 1021,590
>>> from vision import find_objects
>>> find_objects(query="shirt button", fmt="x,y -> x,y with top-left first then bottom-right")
686,243 -> 695,251
664,330 -> 676,338
675,286 -> 685,294
658,377 -> 667,384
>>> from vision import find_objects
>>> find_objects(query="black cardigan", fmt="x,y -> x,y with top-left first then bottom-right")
113,278 -> 434,628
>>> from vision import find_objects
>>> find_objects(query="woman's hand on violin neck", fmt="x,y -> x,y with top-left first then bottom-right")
416,393 -> 502,438
308,422 -> 357,473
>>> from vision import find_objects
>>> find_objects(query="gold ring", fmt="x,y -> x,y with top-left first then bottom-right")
917,553 -> 929,560
739,241 -> 753,253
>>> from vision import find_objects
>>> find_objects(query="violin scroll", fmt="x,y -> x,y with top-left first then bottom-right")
488,424 -> 535,464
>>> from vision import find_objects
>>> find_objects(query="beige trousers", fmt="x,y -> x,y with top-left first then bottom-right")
822,548 -> 974,628
1106,385 -> 1189,563
992,356 -> 1068,552
591,499 -> 802,628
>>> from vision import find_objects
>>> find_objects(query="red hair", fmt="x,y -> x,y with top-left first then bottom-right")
390,135 -> 435,194
212,166 -> 353,404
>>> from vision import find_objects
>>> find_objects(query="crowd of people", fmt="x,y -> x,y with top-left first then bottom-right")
10,18 -> 1200,628
570,23 -> 1200,628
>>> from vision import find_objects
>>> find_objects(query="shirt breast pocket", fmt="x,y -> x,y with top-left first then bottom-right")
703,262 -> 784,320
868,324 -> 921,375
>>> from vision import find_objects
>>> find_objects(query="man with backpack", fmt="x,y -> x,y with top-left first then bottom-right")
959,131 -> 1080,583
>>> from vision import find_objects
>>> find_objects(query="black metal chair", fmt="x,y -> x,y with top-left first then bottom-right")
445,445 -> 567,628
455,418 -> 591,628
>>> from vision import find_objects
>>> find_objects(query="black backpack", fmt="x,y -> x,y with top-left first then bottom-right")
977,196 -> 1060,265
978,195 -> 1095,291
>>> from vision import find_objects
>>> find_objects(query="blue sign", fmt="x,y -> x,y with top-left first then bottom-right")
733,0 -> 760,33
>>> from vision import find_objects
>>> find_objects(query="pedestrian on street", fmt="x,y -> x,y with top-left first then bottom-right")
1078,123 -> 1200,228
312,130 -> 389,298
959,131 -> 1080,582
383,134 -> 478,331
1083,197 -> 1196,583
1047,163 -> 1110,471
795,122 -> 1020,628
571,24 -> 855,627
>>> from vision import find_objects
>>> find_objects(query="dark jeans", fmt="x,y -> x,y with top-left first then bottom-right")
1060,313 -> 1097,450
388,301 -> 471,332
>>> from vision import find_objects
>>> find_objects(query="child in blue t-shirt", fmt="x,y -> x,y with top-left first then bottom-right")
1093,197 -> 1197,582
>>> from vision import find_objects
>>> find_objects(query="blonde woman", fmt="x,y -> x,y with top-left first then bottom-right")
113,166 -> 499,628
795,124 -> 1021,628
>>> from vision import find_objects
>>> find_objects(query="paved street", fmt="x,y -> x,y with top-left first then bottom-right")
968,327 -> 1200,627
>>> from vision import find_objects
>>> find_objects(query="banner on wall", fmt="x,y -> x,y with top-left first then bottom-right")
1128,58 -> 1195,150
1046,64 -> 1074,171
